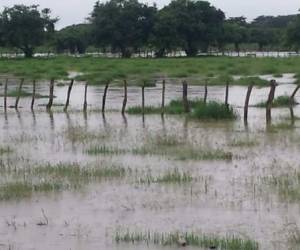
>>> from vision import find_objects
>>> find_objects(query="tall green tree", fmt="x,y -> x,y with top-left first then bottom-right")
0,5 -> 57,58
90,0 -> 156,58
287,13 -> 300,51
55,24 -> 92,54
155,0 -> 224,57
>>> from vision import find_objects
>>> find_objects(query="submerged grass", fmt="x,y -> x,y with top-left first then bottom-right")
0,146 -> 12,155
138,168 -> 193,184
114,230 -> 258,250
128,99 -> 237,120
255,95 -> 298,108
1,90 -> 51,98
0,163 -> 128,200
86,144 -> 233,161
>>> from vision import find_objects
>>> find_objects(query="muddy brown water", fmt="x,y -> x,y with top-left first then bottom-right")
0,75 -> 300,249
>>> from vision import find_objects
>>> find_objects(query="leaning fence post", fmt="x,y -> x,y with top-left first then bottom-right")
182,80 -> 190,113
102,81 -> 110,113
4,78 -> 8,110
266,80 -> 277,124
289,84 -> 300,120
46,79 -> 55,111
31,79 -> 36,109
121,79 -> 127,115
244,84 -> 254,122
83,83 -> 88,112
225,81 -> 229,108
204,81 -> 208,104
64,79 -> 74,112
15,78 -> 24,109
142,81 -> 145,115
161,79 -> 165,115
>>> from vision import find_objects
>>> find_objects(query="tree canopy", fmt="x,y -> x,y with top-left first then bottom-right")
0,5 -> 57,57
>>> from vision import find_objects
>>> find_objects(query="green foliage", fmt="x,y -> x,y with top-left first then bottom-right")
55,24 -> 92,54
287,14 -> 300,51
255,95 -> 298,107
114,230 -> 258,250
90,0 -> 156,58
0,5 -> 57,58
191,101 -> 237,120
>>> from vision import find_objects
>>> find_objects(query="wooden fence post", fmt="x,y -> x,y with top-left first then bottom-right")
204,82 -> 208,104
15,78 -> 24,109
121,80 -> 128,115
161,79 -> 165,115
46,79 -> 55,111
289,84 -> 300,120
182,81 -> 190,113
266,80 -> 277,124
244,84 -> 254,122
64,79 -> 74,112
102,81 -> 110,113
83,83 -> 88,112
31,79 -> 36,109
142,82 -> 145,115
4,78 -> 8,110
225,81 -> 229,108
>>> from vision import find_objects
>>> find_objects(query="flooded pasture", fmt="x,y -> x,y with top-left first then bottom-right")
0,77 -> 300,250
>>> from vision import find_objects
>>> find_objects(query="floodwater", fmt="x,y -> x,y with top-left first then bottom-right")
0,75 -> 300,250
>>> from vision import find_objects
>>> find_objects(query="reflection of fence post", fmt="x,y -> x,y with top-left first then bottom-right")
31,79 -> 36,109
161,79 -> 165,115
225,81 -> 229,108
289,84 -> 300,120
83,83 -> 88,112
142,81 -> 145,115
4,79 -> 8,110
182,80 -> 190,113
121,80 -> 127,115
15,78 -> 24,109
46,79 -> 55,111
64,79 -> 74,112
102,81 -> 110,113
244,84 -> 253,122
204,82 -> 208,104
266,80 -> 277,124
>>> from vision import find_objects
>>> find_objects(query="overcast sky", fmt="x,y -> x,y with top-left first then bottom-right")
1,0 -> 299,29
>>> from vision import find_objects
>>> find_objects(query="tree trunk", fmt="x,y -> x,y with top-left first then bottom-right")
15,78 -> 24,109
31,79 -> 36,109
64,79 -> 74,112
244,84 -> 253,122
161,79 -> 166,115
46,79 -> 55,111
102,81 -> 110,113
182,81 -> 190,113
121,80 -> 128,114
266,80 -> 277,124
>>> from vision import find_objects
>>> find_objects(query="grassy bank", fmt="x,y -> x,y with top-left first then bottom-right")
0,56 -> 299,85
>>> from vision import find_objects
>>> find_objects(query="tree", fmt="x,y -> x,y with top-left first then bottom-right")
224,17 -> 249,55
55,24 -> 92,54
90,0 -> 156,58
155,0 -> 224,57
0,5 -> 57,58
286,14 -> 300,51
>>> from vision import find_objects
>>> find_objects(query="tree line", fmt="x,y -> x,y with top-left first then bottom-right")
0,1 -> 299,58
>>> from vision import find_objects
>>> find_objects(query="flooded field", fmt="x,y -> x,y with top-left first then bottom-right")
0,77 -> 300,250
